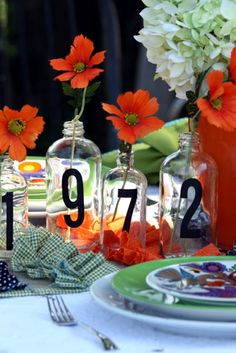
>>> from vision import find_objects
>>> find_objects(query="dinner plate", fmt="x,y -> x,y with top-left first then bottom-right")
111,256 -> 236,321
146,258 -> 236,305
90,272 -> 236,338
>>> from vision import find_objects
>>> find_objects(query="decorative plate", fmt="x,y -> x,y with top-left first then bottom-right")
146,258 -> 236,305
91,272 -> 236,338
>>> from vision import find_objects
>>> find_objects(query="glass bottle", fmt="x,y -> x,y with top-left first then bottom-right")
0,154 -> 28,253
100,150 -> 147,256
46,120 -> 102,251
159,132 -> 218,257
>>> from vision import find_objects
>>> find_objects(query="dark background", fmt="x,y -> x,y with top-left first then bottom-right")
0,0 -> 180,157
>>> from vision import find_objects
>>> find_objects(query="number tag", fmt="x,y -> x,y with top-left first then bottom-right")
117,189 -> 137,232
180,178 -> 202,239
62,168 -> 84,228
2,192 -> 14,250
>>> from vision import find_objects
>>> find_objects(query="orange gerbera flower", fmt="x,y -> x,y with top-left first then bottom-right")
0,105 -> 45,162
102,89 -> 164,144
50,34 -> 105,89
197,70 -> 236,131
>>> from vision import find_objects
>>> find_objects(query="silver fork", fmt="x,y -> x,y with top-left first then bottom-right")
46,295 -> 118,351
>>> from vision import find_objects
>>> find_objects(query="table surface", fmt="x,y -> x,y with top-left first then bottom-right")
1,291 -> 236,353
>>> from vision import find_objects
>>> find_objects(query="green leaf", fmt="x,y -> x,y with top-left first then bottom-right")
62,82 -> 75,97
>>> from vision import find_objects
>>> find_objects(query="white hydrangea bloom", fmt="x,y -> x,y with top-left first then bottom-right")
135,0 -> 236,99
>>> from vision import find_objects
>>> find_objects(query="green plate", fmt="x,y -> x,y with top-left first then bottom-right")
112,256 -> 236,321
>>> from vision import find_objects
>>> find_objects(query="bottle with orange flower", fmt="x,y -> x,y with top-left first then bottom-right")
101,89 -> 164,256
47,34 -> 105,250
0,104 -> 45,254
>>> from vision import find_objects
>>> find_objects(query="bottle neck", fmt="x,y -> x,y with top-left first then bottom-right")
116,151 -> 134,168
179,132 -> 200,152
0,154 -> 14,171
62,120 -> 84,138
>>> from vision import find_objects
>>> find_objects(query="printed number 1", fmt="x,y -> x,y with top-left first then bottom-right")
2,192 -> 14,250
118,189 -> 137,232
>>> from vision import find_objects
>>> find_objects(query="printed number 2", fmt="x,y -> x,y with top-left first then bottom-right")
2,192 -> 14,250
118,189 -> 137,232
180,178 -> 202,238
62,169 -> 85,228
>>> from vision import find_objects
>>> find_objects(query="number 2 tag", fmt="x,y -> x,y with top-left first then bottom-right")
180,178 -> 202,239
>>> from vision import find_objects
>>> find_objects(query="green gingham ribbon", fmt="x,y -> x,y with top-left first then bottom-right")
0,224 -> 118,297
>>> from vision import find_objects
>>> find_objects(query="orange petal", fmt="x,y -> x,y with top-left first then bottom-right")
88,50 -> 106,66
23,116 -> 45,134
117,126 -> 137,144
54,72 -> 75,81
106,116 -> 125,129
20,105 -> 38,121
136,97 -> 159,118
3,106 -> 20,121
8,137 -> 27,161
0,110 -> 8,122
134,117 -> 164,138
207,71 -> 224,100
117,91 -> 134,113
0,133 -> 10,152
71,68 -> 103,88
49,58 -> 72,71
73,34 -> 94,63
102,103 -> 124,118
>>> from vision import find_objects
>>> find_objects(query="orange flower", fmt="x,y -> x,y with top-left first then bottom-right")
50,34 -> 105,89
197,70 -> 236,131
0,105 -> 45,161
102,89 -> 164,144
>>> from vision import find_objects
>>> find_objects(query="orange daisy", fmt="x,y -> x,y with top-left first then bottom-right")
102,89 -> 164,144
0,105 -> 45,162
50,34 -> 106,89
197,70 -> 236,131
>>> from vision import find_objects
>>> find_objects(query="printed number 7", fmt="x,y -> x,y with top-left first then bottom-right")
118,189 -> 137,232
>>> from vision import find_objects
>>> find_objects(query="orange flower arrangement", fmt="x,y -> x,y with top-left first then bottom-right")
0,105 -> 45,161
102,89 -> 164,144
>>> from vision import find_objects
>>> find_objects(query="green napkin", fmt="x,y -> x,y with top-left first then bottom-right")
102,118 -> 188,184
0,224 -> 118,297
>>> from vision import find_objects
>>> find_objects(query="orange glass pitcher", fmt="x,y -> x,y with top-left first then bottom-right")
198,118 -> 236,251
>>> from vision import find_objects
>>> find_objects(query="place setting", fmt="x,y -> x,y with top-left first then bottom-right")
90,256 -> 236,339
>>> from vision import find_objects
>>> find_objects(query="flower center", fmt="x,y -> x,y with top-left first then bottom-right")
74,62 -> 86,73
211,98 -> 222,111
8,119 -> 26,135
125,113 -> 139,126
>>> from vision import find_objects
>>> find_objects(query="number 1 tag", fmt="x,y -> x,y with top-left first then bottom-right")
2,192 -> 14,250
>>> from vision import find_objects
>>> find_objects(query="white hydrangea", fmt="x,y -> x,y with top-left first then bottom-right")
135,0 -> 236,99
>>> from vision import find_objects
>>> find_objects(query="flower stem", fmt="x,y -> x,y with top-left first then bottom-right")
65,87 -> 87,243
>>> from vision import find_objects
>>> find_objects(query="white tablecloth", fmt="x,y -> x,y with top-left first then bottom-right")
1,292 -> 236,353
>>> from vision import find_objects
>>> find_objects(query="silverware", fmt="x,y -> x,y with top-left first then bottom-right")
46,295 -> 118,351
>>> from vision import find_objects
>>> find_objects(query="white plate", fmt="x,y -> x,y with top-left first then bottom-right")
146,259 -> 236,305
90,273 -> 236,338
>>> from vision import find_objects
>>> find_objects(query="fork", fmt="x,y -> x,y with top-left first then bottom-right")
46,295 -> 118,351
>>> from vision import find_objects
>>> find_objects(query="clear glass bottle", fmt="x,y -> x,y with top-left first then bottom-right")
46,120 -> 102,250
0,154 -> 28,253
159,132 -> 218,257
100,150 -> 147,256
